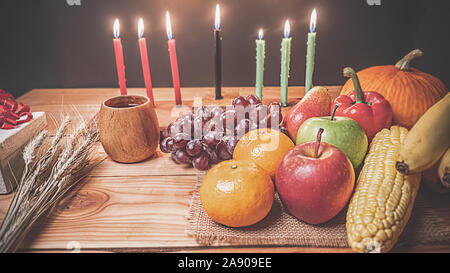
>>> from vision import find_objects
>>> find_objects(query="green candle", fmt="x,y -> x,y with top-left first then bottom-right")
305,9 -> 317,94
255,29 -> 265,101
280,20 -> 291,107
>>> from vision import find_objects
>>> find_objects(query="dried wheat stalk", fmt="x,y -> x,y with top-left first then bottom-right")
0,116 -> 104,253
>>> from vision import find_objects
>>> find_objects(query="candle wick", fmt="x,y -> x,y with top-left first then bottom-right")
215,4 -> 220,30
166,11 -> 173,40
258,29 -> 263,40
310,8 -> 317,33
284,20 -> 290,38
113,18 -> 120,39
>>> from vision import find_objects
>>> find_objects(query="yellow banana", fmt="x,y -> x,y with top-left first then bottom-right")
396,93 -> 450,174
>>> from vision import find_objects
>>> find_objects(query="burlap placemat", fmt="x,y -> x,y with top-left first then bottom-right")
186,173 -> 450,249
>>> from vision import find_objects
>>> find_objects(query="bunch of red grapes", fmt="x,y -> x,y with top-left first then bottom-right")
159,95 -> 288,170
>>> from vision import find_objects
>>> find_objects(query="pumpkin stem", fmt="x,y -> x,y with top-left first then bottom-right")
395,49 -> 423,70
343,67 -> 365,104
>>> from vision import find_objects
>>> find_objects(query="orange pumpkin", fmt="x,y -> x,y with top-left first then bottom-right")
340,49 -> 448,128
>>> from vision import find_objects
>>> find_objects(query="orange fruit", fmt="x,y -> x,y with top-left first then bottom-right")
233,128 -> 294,177
200,160 -> 274,227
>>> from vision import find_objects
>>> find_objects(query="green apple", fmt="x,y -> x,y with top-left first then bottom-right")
296,116 -> 368,169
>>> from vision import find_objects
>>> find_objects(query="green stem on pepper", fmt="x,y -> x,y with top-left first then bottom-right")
343,67 -> 365,104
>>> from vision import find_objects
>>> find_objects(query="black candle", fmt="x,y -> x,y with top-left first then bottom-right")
214,4 -> 223,100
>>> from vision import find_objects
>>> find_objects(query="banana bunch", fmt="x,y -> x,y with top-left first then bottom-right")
396,93 -> 450,192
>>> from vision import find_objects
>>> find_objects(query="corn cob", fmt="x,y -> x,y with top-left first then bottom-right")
346,126 -> 421,253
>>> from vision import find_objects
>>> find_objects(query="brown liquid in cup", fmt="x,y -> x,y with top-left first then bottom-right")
103,96 -> 147,109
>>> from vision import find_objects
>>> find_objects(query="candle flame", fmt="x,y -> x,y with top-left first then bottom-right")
113,18 -> 120,38
215,4 -> 220,30
284,20 -> 290,38
310,8 -> 317,32
166,11 -> 173,40
258,29 -> 263,40
138,18 -> 144,38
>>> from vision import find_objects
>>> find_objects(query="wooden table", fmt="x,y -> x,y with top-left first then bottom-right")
1,86 -> 449,253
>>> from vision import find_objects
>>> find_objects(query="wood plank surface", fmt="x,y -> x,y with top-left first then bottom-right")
21,175 -> 200,250
0,86 -> 447,253
18,86 -> 340,133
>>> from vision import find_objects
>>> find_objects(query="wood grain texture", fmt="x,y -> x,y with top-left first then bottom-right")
16,86 -> 341,133
20,175 -> 199,250
91,150 -> 200,177
0,86 -> 447,253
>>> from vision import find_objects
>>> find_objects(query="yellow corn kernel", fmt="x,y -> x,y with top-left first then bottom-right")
346,126 -> 421,253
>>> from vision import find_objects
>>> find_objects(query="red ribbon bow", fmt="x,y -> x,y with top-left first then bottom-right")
0,89 -> 33,129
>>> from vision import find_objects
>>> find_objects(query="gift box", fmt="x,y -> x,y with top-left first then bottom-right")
0,112 -> 46,194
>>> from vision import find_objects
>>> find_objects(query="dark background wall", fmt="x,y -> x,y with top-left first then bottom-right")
1,0 -> 449,98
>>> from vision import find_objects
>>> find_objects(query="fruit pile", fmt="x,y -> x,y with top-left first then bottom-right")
201,128 -> 294,227
188,53 -> 448,253
159,94 -> 288,170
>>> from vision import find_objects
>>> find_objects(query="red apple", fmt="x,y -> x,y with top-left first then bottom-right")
275,128 -> 355,224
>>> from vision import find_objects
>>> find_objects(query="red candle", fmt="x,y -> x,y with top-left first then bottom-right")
113,19 -> 127,95
138,18 -> 155,105
166,11 -> 182,106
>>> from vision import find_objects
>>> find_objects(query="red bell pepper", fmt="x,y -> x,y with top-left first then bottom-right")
331,67 -> 392,142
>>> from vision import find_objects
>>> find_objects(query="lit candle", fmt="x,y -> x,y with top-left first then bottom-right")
280,20 -> 291,107
255,29 -> 265,101
113,19 -> 127,95
138,18 -> 155,106
214,4 -> 223,100
305,9 -> 317,94
166,11 -> 182,106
